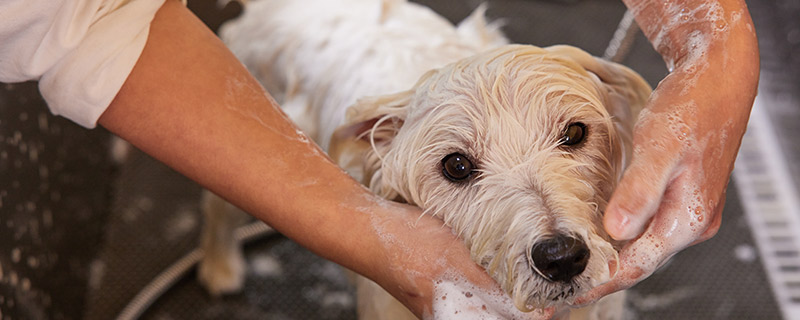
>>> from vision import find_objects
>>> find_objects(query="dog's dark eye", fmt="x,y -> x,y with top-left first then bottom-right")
561,122 -> 586,146
442,153 -> 475,182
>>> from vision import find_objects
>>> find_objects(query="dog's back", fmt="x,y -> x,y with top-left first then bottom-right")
219,0 -> 506,150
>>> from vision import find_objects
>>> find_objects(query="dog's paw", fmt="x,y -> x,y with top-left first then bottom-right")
198,250 -> 247,296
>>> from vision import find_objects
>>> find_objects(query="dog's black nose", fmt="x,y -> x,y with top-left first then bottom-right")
531,235 -> 590,283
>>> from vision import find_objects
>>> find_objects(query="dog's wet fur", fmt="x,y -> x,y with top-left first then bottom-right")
199,0 -> 651,318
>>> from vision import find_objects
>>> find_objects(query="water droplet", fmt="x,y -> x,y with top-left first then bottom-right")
9,131 -> 22,146
9,271 -> 18,286
734,244 -> 756,263
137,197 -> 154,211
39,165 -> 49,179
715,19 -> 728,31
11,248 -> 21,263
42,209 -> 53,229
27,256 -> 39,269
20,277 -> 31,291
38,113 -> 49,131
29,148 -> 39,162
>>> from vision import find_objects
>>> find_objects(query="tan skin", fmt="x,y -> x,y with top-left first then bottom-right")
98,0 -> 758,318
578,0 -> 760,304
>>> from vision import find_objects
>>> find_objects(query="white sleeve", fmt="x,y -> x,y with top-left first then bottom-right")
0,0 -> 166,128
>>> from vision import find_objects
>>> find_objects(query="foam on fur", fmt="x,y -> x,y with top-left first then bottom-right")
213,0 -> 652,317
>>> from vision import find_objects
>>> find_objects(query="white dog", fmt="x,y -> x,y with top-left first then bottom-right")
198,0 -> 651,319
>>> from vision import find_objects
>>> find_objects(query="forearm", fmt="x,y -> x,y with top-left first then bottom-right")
624,0 -> 759,177
623,0 -> 759,73
99,0 -> 388,284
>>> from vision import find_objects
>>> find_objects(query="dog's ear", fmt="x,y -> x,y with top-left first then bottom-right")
546,45 -> 652,169
329,90 -> 411,197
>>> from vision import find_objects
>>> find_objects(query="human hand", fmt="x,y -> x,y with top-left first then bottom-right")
576,0 -> 760,304
366,199 -> 556,319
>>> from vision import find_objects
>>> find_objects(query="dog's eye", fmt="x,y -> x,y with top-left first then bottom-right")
561,122 -> 586,146
441,153 -> 475,182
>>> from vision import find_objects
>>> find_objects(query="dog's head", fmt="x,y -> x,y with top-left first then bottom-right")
331,45 -> 651,310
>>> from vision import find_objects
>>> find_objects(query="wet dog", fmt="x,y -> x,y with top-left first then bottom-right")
199,0 -> 651,318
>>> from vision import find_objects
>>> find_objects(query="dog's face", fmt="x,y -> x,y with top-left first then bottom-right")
332,45 -> 650,311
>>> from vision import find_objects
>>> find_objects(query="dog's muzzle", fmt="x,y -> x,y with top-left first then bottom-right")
531,235 -> 590,283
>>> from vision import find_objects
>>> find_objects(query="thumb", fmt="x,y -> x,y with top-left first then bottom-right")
605,148 -> 677,240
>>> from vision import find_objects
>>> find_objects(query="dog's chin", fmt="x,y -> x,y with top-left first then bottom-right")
512,272 -> 587,311
508,271 -> 602,312
503,242 -> 619,311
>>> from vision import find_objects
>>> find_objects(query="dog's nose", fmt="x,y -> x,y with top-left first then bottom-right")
531,235 -> 590,283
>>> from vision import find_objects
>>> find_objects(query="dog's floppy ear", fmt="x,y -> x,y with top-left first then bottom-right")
546,45 -> 652,169
329,90 -> 411,195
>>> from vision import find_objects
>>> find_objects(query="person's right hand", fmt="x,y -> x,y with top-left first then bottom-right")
367,199 -> 556,319
575,0 -> 760,306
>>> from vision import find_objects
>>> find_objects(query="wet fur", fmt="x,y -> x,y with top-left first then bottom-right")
199,0 -> 651,318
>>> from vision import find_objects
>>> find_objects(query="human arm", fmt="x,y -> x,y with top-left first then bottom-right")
98,1 -> 554,318
578,0 -> 759,302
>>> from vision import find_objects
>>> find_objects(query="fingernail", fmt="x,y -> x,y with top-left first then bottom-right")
606,208 -> 632,240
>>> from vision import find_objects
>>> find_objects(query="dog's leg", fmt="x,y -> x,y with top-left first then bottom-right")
198,190 -> 249,296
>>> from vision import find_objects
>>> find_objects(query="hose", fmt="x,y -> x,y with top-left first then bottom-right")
116,222 -> 275,320
603,10 -> 639,63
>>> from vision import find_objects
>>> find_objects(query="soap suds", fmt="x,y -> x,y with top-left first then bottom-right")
430,276 -> 553,320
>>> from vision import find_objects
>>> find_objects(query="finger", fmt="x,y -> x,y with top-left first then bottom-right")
577,252 -> 650,305
604,145 -> 678,240
572,279 -> 622,306
693,200 -> 724,245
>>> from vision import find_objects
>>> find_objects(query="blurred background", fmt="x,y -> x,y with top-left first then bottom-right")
1,0 -> 798,319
